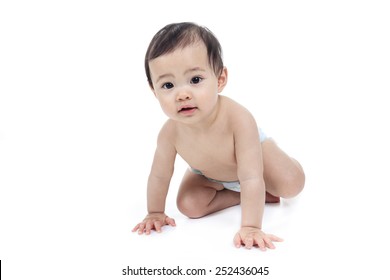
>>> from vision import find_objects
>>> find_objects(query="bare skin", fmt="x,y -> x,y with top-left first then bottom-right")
132,42 -> 305,250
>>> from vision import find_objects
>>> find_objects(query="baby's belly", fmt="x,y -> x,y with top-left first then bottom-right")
191,165 -> 239,182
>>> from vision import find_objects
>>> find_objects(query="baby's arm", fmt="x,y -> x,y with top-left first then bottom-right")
132,122 -> 177,235
233,112 -> 282,249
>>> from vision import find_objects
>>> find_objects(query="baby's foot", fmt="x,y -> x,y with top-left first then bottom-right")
266,191 -> 280,203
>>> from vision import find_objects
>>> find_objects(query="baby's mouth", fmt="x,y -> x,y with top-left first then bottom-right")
178,106 -> 197,112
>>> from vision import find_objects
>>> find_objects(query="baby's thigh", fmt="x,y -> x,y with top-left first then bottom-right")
261,139 -> 305,197
178,169 -> 224,195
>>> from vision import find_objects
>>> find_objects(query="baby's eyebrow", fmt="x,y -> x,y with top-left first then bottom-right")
184,67 -> 206,75
156,73 -> 174,84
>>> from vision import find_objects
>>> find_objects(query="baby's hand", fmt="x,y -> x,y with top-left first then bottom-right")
132,213 -> 176,235
233,227 -> 283,250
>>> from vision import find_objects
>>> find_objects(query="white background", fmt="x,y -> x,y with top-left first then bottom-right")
1,0 -> 390,279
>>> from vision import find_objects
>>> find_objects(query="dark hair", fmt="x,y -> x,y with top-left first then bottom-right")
145,22 -> 224,88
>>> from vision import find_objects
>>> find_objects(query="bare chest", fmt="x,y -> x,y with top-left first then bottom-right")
175,131 -> 237,178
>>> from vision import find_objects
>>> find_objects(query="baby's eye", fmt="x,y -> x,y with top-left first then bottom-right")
191,76 -> 202,84
162,82 -> 174,89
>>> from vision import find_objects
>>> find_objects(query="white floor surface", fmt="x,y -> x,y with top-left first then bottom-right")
1,1 -> 390,279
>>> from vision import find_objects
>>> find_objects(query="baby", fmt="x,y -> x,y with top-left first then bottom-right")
132,22 -> 305,250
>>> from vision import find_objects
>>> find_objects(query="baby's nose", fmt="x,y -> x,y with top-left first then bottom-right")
176,88 -> 192,101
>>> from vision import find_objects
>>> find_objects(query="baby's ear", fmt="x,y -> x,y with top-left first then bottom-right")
217,67 -> 228,93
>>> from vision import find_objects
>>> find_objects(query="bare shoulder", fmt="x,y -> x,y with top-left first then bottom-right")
158,119 -> 176,137
220,96 -> 258,131
157,119 -> 177,151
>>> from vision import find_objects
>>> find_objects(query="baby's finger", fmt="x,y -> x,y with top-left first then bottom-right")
254,236 -> 266,251
137,223 -> 146,235
145,222 -> 153,235
244,237 -> 254,249
165,216 -> 176,227
132,224 -> 140,232
154,220 -> 163,233
268,234 -> 283,242
233,233 -> 242,248
262,236 -> 276,249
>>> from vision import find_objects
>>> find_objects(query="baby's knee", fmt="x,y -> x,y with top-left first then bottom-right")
177,195 -> 205,219
279,165 -> 305,198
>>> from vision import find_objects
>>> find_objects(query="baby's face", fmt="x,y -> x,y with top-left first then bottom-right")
148,42 -> 226,124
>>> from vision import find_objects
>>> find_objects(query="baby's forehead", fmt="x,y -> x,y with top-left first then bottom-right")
165,40 -> 207,57
152,41 -> 209,64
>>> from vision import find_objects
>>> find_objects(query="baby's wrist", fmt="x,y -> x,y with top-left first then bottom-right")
147,211 -> 165,215
241,224 -> 261,230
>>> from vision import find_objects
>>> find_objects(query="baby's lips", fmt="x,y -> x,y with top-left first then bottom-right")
178,105 -> 197,112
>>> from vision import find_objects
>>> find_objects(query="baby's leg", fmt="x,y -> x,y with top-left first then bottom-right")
177,169 -> 240,218
262,139 -> 305,199
265,191 -> 281,203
